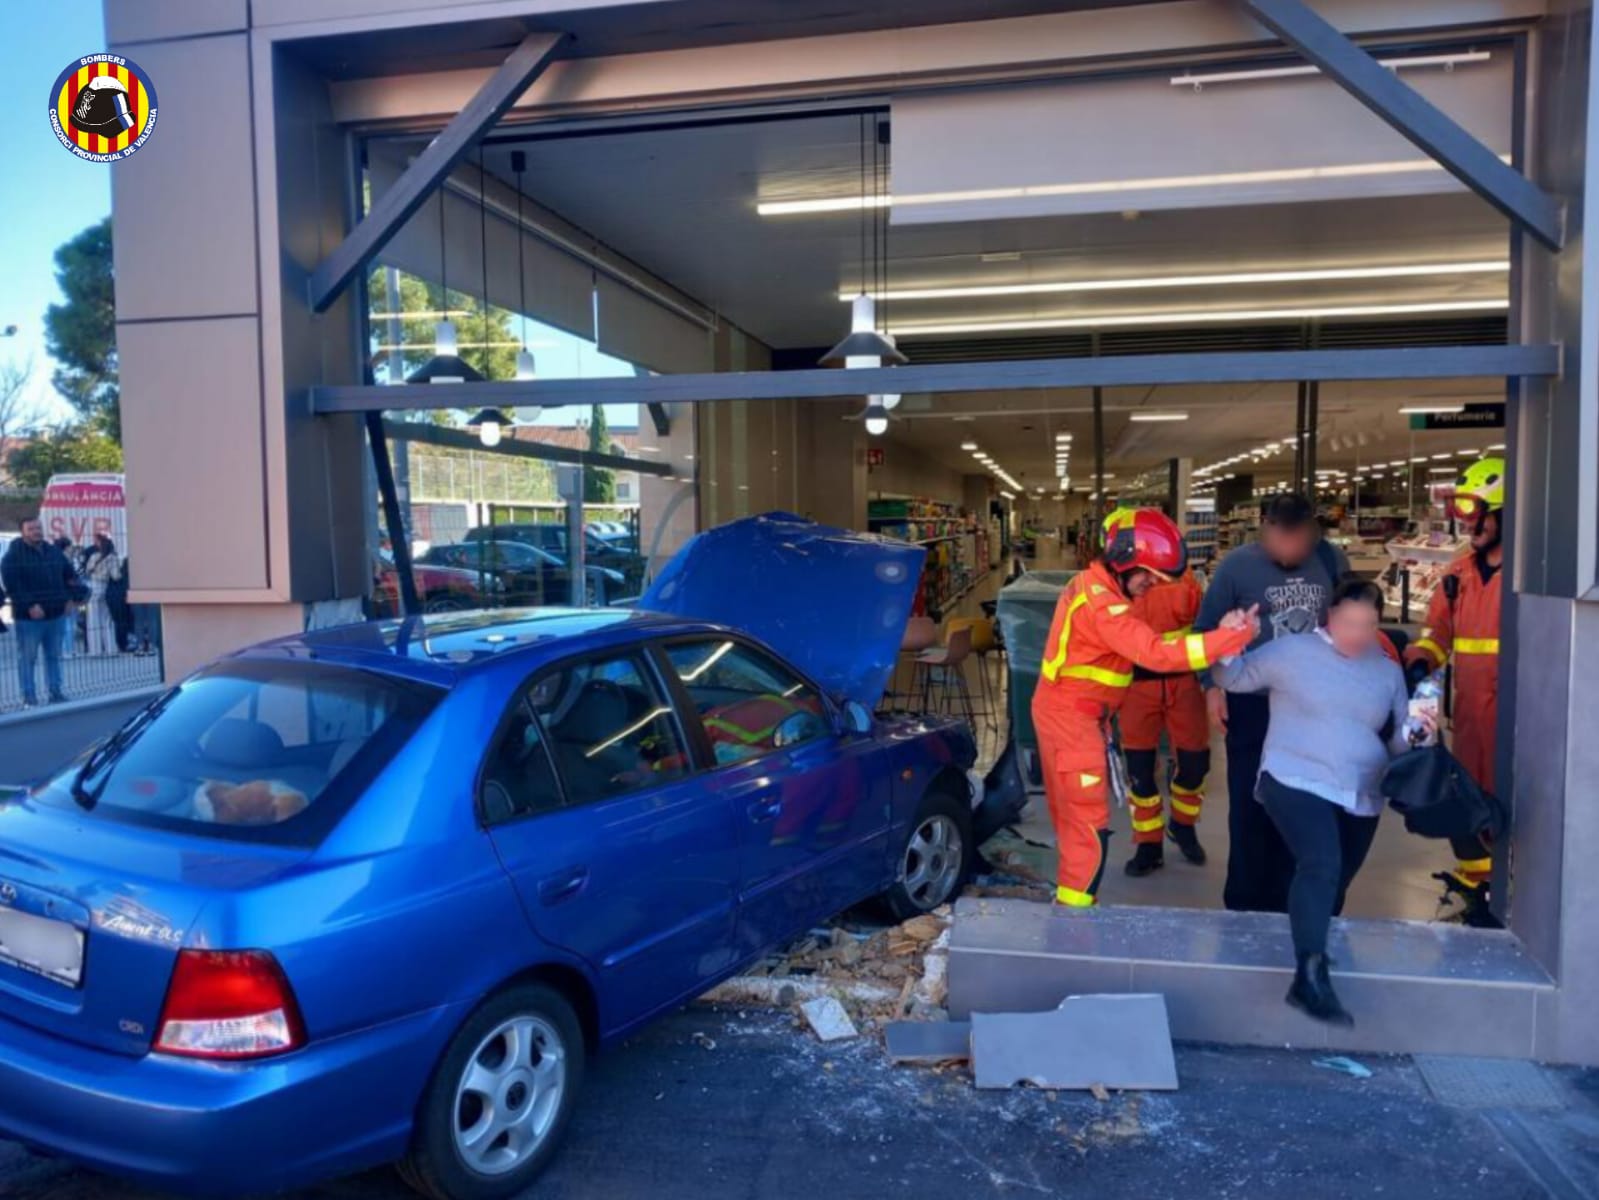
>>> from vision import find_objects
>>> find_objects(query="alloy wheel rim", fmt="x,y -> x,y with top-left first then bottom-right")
902,814 -> 962,908
452,1015 -> 567,1176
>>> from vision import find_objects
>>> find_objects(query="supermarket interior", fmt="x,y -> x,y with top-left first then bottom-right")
358,66 -> 1521,928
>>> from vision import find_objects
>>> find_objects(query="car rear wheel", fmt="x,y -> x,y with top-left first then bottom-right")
423,595 -> 471,615
882,788 -> 972,921
399,984 -> 585,1200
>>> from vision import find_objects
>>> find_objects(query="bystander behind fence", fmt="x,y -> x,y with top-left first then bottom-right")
0,607 -> 163,715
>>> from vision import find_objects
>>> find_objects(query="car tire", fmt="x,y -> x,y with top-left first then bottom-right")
399,983 -> 586,1200
423,595 -> 471,615
881,787 -> 973,921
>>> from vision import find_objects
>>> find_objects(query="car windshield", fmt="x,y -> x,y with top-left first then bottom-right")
33,660 -> 441,845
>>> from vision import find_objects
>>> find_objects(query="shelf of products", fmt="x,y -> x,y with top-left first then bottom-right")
869,497 -> 989,616
1381,528 -> 1470,618
1184,498 -> 1218,565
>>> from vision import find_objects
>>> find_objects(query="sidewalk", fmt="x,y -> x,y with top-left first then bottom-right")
0,629 -> 161,715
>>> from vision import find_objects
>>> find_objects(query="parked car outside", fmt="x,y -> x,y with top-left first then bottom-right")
419,539 -> 625,607
0,584 -> 977,1198
371,550 -> 503,618
466,523 -> 644,594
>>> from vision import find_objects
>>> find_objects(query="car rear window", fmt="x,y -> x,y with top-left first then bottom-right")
34,660 -> 441,845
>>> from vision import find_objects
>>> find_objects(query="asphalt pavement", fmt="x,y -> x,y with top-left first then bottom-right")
3,1006 -> 1596,1200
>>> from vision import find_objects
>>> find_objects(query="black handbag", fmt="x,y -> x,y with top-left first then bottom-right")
1381,743 -> 1505,841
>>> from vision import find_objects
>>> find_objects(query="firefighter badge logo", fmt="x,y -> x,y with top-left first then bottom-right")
48,55 -> 158,163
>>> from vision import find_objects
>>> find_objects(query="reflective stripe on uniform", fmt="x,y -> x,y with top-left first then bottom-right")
1079,772 -> 1102,787
1041,592 -> 1092,682
1061,664 -> 1134,688
1130,793 -> 1162,810
1455,638 -> 1500,655
1056,885 -> 1097,907
1131,814 -> 1165,833
1414,636 -> 1446,664
1108,604 -> 1129,616
1171,795 -> 1202,817
1457,856 -> 1493,873
1184,633 -> 1209,672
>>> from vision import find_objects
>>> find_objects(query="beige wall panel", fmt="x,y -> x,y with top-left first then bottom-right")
106,0 -> 247,44
869,441 -> 966,505
252,0 -> 662,29
118,318 -> 269,591
110,35 -> 259,322
160,603 -> 307,681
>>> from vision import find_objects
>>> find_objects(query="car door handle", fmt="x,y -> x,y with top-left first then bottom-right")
537,867 -> 589,905
747,796 -> 783,823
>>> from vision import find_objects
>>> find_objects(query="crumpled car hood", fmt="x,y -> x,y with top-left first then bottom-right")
641,512 -> 926,709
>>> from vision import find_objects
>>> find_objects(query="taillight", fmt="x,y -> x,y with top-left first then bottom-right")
154,950 -> 305,1060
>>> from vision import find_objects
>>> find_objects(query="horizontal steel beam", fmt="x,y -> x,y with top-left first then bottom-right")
308,32 -> 564,314
382,418 -> 675,477
311,345 -> 1561,414
1240,0 -> 1563,250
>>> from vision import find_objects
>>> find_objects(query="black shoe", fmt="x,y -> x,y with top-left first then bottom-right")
1167,822 -> 1208,865
48,693 -> 68,705
1124,841 -> 1165,877
1286,953 -> 1354,1026
1434,872 -> 1504,930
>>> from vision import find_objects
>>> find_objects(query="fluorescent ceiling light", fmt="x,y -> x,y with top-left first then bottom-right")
1411,457 -> 1429,463
1398,404 -> 1467,415
1432,453 -> 1454,460
1129,412 -> 1190,422
758,156 -> 1501,217
961,441 -> 979,451
893,300 -> 1508,338
1429,467 -> 1458,475
841,260 -> 1509,303
1169,50 -> 1491,90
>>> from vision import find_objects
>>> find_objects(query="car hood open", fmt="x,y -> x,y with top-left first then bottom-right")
641,512 -> 926,709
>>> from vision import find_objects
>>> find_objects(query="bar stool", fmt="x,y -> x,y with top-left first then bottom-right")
884,615 -> 938,711
912,624 -> 976,726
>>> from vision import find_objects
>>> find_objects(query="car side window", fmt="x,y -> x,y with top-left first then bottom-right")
664,639 -> 830,766
527,653 -> 690,805
480,700 -> 564,824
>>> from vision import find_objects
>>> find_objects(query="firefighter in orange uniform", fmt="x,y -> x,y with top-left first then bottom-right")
1096,508 -> 1213,878
1032,509 -> 1258,908
1403,455 -> 1505,927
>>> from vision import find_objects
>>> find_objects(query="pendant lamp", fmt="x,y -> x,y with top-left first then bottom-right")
407,178 -> 484,384
863,399 -> 889,436
822,115 -> 906,368
470,407 -> 511,448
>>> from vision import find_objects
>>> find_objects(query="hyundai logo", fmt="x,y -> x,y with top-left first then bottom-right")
0,883 -> 15,905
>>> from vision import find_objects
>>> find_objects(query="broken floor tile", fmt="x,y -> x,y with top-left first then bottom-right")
885,1020 -> 972,1064
801,996 -> 859,1042
970,994 -> 1178,1092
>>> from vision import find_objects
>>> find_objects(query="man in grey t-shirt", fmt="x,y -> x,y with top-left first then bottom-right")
1192,494 -> 1348,913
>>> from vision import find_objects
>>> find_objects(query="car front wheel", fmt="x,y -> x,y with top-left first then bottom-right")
400,983 -> 585,1200
882,788 -> 973,920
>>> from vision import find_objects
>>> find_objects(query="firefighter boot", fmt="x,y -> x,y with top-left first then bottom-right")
1286,953 -> 1354,1027
1166,822 -> 1207,866
1434,872 -> 1504,930
1124,841 -> 1165,877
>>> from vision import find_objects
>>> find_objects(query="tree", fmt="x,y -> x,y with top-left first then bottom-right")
584,405 -> 616,504
367,267 -> 521,386
44,218 -> 119,441
5,426 -> 123,489
0,359 -> 41,450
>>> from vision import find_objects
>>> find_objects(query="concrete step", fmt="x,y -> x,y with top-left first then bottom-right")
947,897 -> 1555,1059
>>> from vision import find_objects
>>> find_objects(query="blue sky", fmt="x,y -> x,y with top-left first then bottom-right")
0,1 -> 109,425
0,2 -> 632,432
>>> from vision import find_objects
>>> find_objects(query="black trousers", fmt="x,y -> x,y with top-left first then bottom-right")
1222,693 -> 1295,913
1258,772 -> 1381,958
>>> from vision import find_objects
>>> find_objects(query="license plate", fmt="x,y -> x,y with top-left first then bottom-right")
0,906 -> 85,989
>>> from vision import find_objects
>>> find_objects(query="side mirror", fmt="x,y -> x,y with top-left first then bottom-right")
841,700 -> 874,736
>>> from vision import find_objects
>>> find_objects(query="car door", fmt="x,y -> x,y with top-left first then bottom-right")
656,636 -> 893,959
483,648 -> 740,1032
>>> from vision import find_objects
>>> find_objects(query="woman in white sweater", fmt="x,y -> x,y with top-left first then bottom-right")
1212,577 -> 1435,1025
81,533 -> 122,656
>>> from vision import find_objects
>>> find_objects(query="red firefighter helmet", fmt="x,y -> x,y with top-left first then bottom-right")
1103,508 -> 1188,581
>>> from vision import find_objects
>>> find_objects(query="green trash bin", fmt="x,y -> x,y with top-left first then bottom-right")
996,569 -> 1077,763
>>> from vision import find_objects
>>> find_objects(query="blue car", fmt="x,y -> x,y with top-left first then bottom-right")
0,516 -> 979,1199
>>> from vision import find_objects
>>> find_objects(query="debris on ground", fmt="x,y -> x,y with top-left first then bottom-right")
801,996 -> 859,1042
1313,1055 -> 1374,1079
970,995 -> 1179,1092
690,1031 -> 717,1051
884,1020 -> 972,1064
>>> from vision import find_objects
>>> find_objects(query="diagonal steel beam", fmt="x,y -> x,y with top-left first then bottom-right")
1239,0 -> 1563,250
646,402 -> 672,437
382,418 -> 676,477
308,31 -> 564,313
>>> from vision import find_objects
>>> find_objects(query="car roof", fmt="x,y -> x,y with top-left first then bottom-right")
230,608 -> 729,684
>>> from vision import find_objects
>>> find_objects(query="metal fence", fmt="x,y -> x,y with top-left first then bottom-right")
0,606 -> 163,715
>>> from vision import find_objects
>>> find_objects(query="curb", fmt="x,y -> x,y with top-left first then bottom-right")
0,685 -> 164,730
